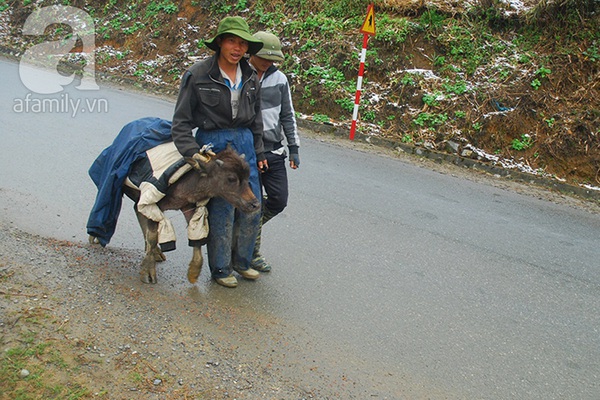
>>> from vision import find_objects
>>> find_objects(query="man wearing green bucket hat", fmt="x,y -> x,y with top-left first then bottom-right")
171,16 -> 267,288
248,31 -> 300,273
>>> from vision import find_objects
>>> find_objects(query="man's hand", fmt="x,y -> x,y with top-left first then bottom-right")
289,153 -> 300,169
258,159 -> 269,172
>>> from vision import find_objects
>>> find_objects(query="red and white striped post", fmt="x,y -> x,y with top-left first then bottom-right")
350,3 -> 376,140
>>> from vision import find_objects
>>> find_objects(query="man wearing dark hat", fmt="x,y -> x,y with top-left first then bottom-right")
171,16 -> 267,288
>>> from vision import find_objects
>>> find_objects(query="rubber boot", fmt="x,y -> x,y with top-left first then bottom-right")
251,206 -> 277,272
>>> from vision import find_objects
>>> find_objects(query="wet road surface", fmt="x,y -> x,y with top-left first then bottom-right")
2,57 -> 600,398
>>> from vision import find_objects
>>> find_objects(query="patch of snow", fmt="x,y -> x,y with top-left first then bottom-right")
368,93 -> 381,104
464,144 -> 554,178
96,45 -> 129,59
483,110 -> 515,118
65,52 -> 87,63
582,184 -> 600,192
401,69 -> 441,80
500,0 -> 529,15
493,0 -> 538,17
144,75 -> 165,85
140,59 -> 159,68
178,42 -> 192,54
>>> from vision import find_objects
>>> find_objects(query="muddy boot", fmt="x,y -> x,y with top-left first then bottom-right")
215,274 -> 238,288
251,207 -> 277,272
251,223 -> 271,272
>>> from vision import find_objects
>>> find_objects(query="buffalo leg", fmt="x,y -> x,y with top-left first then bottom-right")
187,245 -> 203,284
135,206 -> 166,263
135,207 -> 159,284
183,206 -> 204,284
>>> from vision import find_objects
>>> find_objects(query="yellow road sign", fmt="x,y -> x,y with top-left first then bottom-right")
360,3 -> 375,36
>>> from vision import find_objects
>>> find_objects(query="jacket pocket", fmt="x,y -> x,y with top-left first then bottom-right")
197,87 -> 221,107
245,86 -> 257,104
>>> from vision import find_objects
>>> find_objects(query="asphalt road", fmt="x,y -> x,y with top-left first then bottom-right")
2,57 -> 600,399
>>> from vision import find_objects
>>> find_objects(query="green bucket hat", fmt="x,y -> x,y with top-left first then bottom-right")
253,31 -> 285,62
204,16 -> 263,55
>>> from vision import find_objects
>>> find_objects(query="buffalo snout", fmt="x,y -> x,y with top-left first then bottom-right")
246,198 -> 261,213
238,191 -> 261,214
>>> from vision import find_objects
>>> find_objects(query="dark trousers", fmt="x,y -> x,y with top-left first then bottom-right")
261,152 -> 289,219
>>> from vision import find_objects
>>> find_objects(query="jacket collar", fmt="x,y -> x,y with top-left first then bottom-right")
208,54 -> 256,84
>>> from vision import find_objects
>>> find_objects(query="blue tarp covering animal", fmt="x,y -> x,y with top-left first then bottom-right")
86,117 -> 173,246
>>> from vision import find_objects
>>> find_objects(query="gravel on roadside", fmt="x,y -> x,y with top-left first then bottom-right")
0,221 -> 320,399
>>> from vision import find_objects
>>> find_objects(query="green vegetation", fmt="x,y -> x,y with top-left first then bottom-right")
376,15 -> 415,44
3,0 -> 598,183
313,114 -> 331,123
146,0 -> 177,17
335,97 -> 354,113
413,112 -> 448,129
423,93 -> 441,107
511,134 -> 533,151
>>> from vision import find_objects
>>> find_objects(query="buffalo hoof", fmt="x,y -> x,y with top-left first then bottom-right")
140,271 -> 157,284
140,257 -> 157,284
187,263 -> 202,284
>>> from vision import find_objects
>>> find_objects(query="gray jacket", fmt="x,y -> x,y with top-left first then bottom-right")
171,54 -> 265,161
260,64 -> 299,155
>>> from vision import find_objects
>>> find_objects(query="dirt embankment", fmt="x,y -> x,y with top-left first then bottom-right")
1,0 -> 598,187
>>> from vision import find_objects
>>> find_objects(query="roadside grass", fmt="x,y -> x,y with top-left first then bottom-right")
0,307 -> 95,399
0,308 -> 196,399
0,262 -> 100,399
0,261 -> 202,399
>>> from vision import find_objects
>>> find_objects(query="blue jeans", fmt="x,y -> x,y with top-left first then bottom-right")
195,128 -> 261,279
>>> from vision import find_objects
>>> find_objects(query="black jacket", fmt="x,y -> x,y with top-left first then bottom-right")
171,54 -> 265,161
